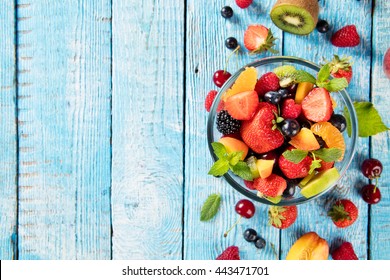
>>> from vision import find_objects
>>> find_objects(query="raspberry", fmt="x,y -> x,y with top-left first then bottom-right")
205,90 -> 218,112
235,0 -> 253,9
281,99 -> 301,119
216,246 -> 240,260
255,72 -> 280,97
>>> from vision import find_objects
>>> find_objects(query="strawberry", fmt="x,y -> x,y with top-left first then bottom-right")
235,0 -> 253,9
317,160 -> 334,172
278,148 -> 313,179
225,90 -> 259,120
205,90 -> 218,112
244,25 -> 278,55
331,25 -> 360,47
240,102 -> 284,153
328,199 -> 358,228
254,174 -> 287,197
244,180 -> 256,190
255,72 -> 280,97
301,88 -> 333,122
268,205 -> 298,229
327,55 -> 353,84
332,242 -> 358,260
216,246 -> 240,260
281,98 -> 301,119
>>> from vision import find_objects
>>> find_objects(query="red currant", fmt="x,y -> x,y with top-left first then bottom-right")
235,199 -> 255,218
361,184 -> 381,204
213,70 -> 231,88
361,158 -> 383,179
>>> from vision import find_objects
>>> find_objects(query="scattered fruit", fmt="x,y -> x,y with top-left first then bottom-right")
361,184 -> 381,204
328,199 -> 358,228
256,159 -> 275,179
327,55 -> 353,84
331,25 -> 360,47
224,199 -> 256,237
268,205 -> 298,229
205,90 -> 218,112
223,67 -> 258,101
243,228 -> 258,242
216,246 -> 240,260
281,98 -> 302,119
219,137 -> 249,160
311,122 -> 346,161
331,242 -> 358,260
255,72 -> 280,97
329,114 -> 347,132
301,88 -> 333,122
280,119 -> 301,137
279,149 -> 313,179
235,0 -> 253,9
255,237 -> 266,249
216,110 -> 241,135
213,70 -> 232,88
286,232 -> 329,260
316,19 -> 330,33
221,6 -> 234,19
300,167 -> 340,198
295,82 -> 314,104
254,174 -> 287,197
225,37 -> 238,50
289,127 -> 321,151
243,25 -> 278,54
270,0 -> 319,35
384,48 -> 390,79
361,158 -> 383,179
225,90 -> 259,120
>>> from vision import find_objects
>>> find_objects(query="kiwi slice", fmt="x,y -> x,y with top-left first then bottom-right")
270,0 -> 319,35
273,65 -> 297,88
257,192 -> 282,204
246,156 -> 260,179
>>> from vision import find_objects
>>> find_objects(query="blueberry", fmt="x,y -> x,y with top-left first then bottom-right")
225,37 -> 238,50
283,180 -> 298,197
278,88 -> 291,99
281,119 -> 300,137
221,6 -> 233,18
316,20 -> 330,33
264,91 -> 282,104
254,237 -> 266,249
315,135 -> 326,148
243,228 -> 258,242
329,114 -> 347,132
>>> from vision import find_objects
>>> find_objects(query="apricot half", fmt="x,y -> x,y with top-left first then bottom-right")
286,232 -> 329,260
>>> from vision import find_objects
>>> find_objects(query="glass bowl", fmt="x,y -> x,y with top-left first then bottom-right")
207,56 -> 358,206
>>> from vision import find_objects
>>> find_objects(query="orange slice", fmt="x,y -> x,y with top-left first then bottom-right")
311,122 -> 345,161
330,96 -> 337,109
222,67 -> 258,101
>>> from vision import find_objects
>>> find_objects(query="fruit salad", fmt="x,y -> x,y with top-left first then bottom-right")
209,61 -> 351,204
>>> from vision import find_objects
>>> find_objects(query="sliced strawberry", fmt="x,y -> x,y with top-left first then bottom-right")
254,174 -> 287,197
244,25 -> 277,54
301,88 -> 333,122
225,90 -> 259,120
281,98 -> 301,119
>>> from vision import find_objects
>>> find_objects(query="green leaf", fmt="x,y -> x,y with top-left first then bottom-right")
312,148 -> 342,162
200,194 -> 221,221
228,151 -> 243,166
230,161 -> 253,181
344,102 -> 390,137
211,142 -> 227,159
282,149 -> 308,163
322,78 -> 348,92
208,159 -> 229,177
317,64 -> 331,83
293,70 -> 316,84
309,159 -> 322,174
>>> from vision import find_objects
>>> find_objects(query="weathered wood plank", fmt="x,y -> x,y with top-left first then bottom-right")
111,0 -> 184,259
280,0 -> 372,259
0,0 -> 17,260
16,0 -> 112,259
184,0 -> 283,260
370,0 -> 390,260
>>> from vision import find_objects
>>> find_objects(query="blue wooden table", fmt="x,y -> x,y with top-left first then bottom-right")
0,0 -> 389,260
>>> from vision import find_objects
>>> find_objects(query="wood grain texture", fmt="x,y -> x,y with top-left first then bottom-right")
370,0 -> 390,260
184,0 -> 283,260
111,0 -> 184,259
16,0 -> 112,259
0,0 -> 17,260
280,0 -> 372,259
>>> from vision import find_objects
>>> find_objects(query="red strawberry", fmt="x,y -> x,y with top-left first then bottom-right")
281,98 -> 301,119
255,72 -> 280,97
225,90 -> 259,120
328,199 -> 358,228
254,174 -> 287,197
240,102 -> 284,153
216,246 -> 240,260
331,25 -> 360,47
235,0 -> 253,9
332,242 -> 358,260
268,205 -> 298,229
244,180 -> 256,190
301,88 -> 333,122
205,90 -> 218,112
317,160 -> 334,172
244,25 -> 278,55
327,55 -> 353,84
278,148 -> 313,179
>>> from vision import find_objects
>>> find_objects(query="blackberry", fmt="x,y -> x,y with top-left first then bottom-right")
216,110 -> 241,135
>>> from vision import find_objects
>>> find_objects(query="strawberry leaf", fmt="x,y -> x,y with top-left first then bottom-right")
200,194 -> 221,221
312,148 -> 342,162
208,159 -> 229,177
211,142 -> 228,159
230,161 -> 253,181
282,149 -> 308,163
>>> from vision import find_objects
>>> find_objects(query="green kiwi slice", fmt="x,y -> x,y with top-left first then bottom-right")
273,65 -> 297,88
270,0 -> 319,35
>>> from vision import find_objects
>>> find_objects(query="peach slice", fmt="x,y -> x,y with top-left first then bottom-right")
219,137 -> 248,160
289,128 -> 320,151
256,159 -> 274,179
286,232 -> 329,260
295,82 -> 314,104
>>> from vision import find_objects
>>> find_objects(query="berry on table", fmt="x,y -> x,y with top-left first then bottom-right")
213,70 -> 232,88
268,205 -> 298,229
328,199 -> 358,228
225,37 -> 238,50
316,19 -> 330,33
280,119 -> 301,137
361,158 -> 383,179
329,114 -> 347,132
331,25 -> 360,47
243,228 -> 258,242
361,184 -> 381,204
216,110 -> 241,135
204,90 -> 218,112
384,48 -> 390,79
254,237 -> 266,249
216,246 -> 240,260
327,55 -> 353,84
331,242 -> 358,260
244,25 -> 278,55
224,199 -> 256,237
221,6 -> 234,19
235,0 -> 253,9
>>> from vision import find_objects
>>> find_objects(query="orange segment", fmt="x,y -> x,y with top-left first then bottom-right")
330,96 -> 337,109
311,122 -> 345,161
222,67 -> 258,101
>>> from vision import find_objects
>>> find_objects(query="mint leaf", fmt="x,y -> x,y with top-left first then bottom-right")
344,102 -> 390,137
322,78 -> 348,92
282,149 -> 308,163
200,194 -> 221,221
208,159 -> 229,177
309,159 -> 322,174
228,151 -> 243,166
211,142 -> 227,159
294,70 -> 316,84
317,64 -> 331,83
230,161 -> 253,181
312,148 -> 342,162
